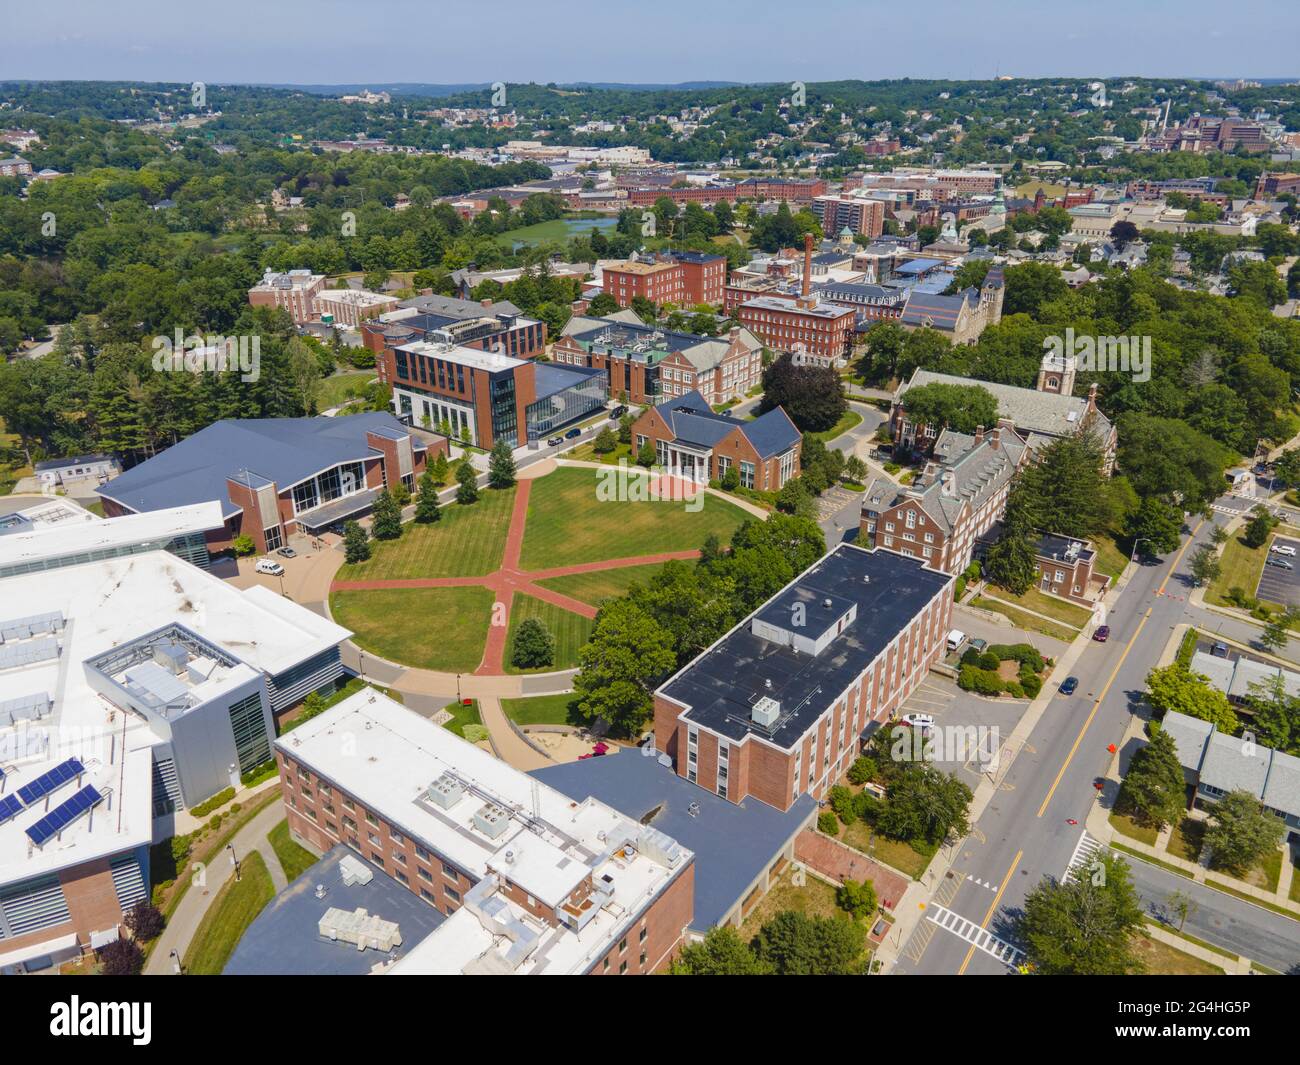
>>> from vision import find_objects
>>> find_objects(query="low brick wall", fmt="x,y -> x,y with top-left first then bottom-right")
794,830 -> 909,911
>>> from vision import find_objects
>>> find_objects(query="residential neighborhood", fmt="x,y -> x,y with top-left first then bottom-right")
0,2 -> 1299,1028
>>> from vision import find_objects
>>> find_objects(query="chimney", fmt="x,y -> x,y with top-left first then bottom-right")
974,425 -> 985,444
729,326 -> 740,342
990,426 -> 1001,450
941,469 -> 956,496
481,298 -> 493,308
801,233 -> 813,299
1087,381 -> 1099,406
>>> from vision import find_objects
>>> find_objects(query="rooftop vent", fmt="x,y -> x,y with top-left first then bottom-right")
752,695 -> 781,729
425,772 -> 466,810
473,801 -> 510,839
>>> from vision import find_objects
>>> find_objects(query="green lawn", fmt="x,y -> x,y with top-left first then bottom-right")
493,215 -> 617,248
534,561 -> 669,606
518,466 -> 748,570
1291,851 -> 1300,904
971,596 -> 1079,643
330,586 -> 495,671
1168,818 -> 1205,862
806,409 -> 863,445
1132,932 -> 1225,975
568,440 -> 633,466
442,698 -> 482,739
1091,534 -> 1130,581
1206,532 -> 1272,609
268,819 -> 319,883
1109,810 -> 1160,846
840,821 -> 936,879
185,851 -> 275,976
987,585 -> 1091,628
500,692 -> 582,726
336,487 -> 516,581
317,372 -> 375,410
504,594 -> 595,673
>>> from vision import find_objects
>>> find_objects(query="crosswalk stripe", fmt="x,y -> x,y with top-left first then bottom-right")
925,903 -> 1024,966
1063,830 -> 1103,883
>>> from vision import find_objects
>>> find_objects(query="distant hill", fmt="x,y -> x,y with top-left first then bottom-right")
253,81 -> 746,97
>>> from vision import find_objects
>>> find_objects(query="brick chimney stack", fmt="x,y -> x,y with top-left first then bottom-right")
801,233 -> 813,299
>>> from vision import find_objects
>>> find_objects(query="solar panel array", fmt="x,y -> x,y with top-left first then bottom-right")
16,757 -> 84,806
0,794 -> 22,823
26,785 -> 103,847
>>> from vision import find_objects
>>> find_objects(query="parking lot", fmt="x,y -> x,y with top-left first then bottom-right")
1255,534 -> 1300,609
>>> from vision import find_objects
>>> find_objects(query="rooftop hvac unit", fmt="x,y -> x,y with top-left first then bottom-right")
473,801 -> 510,839
752,695 -> 781,728
424,771 -> 466,810
153,641 -> 187,674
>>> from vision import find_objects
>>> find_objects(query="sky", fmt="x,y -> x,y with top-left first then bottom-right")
2,0 -> 1297,85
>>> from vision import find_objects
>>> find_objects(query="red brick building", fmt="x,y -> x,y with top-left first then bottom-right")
812,194 -> 885,238
630,391 -> 801,490
601,251 -> 727,308
247,269 -> 326,325
654,544 -> 955,811
738,235 -> 857,365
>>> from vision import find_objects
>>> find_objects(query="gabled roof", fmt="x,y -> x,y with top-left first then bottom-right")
97,413 -> 423,518
655,392 -> 799,459
897,369 -> 1113,442
899,289 -> 971,330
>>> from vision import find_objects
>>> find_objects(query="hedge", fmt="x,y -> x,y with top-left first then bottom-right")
189,787 -> 236,818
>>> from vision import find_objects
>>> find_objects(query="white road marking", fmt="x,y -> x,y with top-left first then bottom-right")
1063,830 -> 1103,884
926,903 -> 1023,965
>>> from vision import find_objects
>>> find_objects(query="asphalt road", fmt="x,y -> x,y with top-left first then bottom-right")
818,401 -> 887,546
896,508 -> 1300,975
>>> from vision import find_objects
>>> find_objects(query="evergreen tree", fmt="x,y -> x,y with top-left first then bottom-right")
342,520 -> 371,564
430,451 -> 450,486
1119,728 -> 1187,829
511,617 -> 555,669
370,489 -> 403,540
1204,790 -> 1285,875
488,438 -> 517,488
414,468 -> 441,524
1014,429 -> 1111,537
456,460 -> 479,504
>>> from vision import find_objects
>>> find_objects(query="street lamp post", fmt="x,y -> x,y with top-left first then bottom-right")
226,843 -> 241,882
1130,537 -> 1152,564
456,673 -> 462,704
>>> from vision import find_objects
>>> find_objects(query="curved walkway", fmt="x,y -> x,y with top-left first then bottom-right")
331,477 -> 703,675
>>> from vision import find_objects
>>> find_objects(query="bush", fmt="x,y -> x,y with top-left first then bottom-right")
836,878 -> 878,920
1020,673 -> 1043,699
462,724 -> 490,745
828,784 -> 857,826
189,787 -> 235,818
989,643 -> 1044,672
511,617 -> 556,669
99,938 -> 144,976
853,791 -> 882,823
1004,681 -> 1025,698
721,466 -> 740,491
231,534 -> 255,557
124,901 -> 165,942
959,665 -> 1004,696
592,426 -> 617,454
975,651 -> 1000,671
240,760 -> 277,787
846,755 -> 875,786
817,811 -> 840,836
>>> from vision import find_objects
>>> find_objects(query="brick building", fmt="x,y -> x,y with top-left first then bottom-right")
630,392 -> 800,490
860,423 -> 1030,575
654,544 -> 954,811
315,288 -> 400,328
601,251 -> 727,308
738,235 -> 857,365
811,194 -> 885,238
276,688 -> 696,975
98,413 -> 441,554
553,313 -> 763,405
247,269 -> 326,325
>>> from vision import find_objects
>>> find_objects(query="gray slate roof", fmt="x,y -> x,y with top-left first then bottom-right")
897,369 -> 1113,442
97,412 -> 423,519
1160,710 -> 1300,821
656,391 -> 799,459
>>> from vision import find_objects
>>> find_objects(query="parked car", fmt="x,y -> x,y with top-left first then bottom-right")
1265,556 -> 1294,570
1059,676 -> 1078,695
255,558 -> 284,576
546,435 -> 563,447
610,404 -> 628,419
901,712 -> 936,732
564,427 -> 582,439
276,546 -> 296,558
1210,642 -> 1229,657
1093,625 -> 1110,642
1270,543 -> 1296,556
969,638 -> 988,655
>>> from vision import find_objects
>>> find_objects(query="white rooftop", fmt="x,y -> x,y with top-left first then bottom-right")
279,689 -> 691,975
397,339 -> 524,374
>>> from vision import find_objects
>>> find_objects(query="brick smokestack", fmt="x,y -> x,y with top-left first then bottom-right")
802,233 -> 813,299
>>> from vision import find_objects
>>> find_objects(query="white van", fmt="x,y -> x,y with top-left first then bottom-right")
946,629 -> 968,653
255,558 -> 285,576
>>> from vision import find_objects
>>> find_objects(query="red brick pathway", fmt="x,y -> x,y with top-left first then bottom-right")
793,830 -> 909,912
331,477 -> 702,675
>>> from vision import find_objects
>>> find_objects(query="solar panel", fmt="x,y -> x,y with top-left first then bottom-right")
16,758 -> 84,806
26,785 -> 102,847
0,794 -> 21,822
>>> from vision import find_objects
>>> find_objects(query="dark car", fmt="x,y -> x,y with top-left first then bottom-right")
1093,625 -> 1110,643
564,427 -> 582,439
276,546 -> 297,558
546,435 -> 563,447
610,404 -> 628,419
1059,676 -> 1078,695
1211,641 -> 1229,657
1265,556 -> 1294,570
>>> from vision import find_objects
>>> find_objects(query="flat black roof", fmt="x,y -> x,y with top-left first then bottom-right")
659,544 -> 952,749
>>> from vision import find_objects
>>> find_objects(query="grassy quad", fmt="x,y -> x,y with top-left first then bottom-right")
533,561 -> 669,607
504,594 -> 595,674
336,487 -> 517,581
330,585 -> 496,672
500,692 -> 582,726
517,466 -> 748,571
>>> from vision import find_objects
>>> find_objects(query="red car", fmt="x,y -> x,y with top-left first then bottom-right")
1093,625 -> 1110,642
